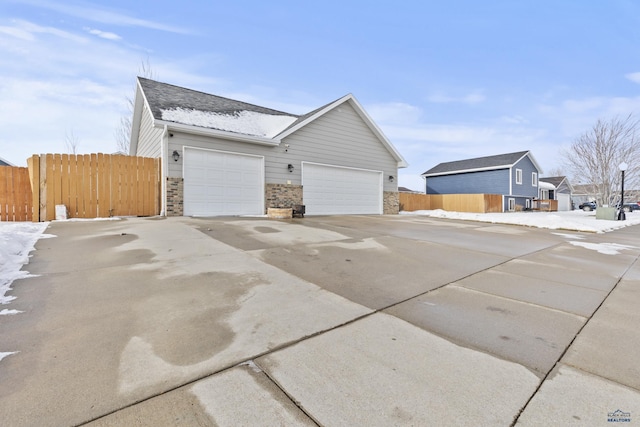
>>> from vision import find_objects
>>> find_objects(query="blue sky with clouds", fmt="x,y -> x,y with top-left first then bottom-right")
1,0 -> 640,190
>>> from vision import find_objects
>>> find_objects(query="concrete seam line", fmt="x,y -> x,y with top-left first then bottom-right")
509,251 -> 640,427
77,240 -> 564,425
252,358 -> 323,427
76,312 -> 376,426
379,241 -> 567,313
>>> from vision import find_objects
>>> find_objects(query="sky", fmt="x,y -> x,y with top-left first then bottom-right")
1,0 -> 640,191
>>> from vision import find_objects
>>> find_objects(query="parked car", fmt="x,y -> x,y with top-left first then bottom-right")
578,201 -> 597,211
618,201 -> 640,212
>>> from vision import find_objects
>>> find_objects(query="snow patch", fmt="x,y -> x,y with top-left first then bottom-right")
0,222 -> 51,304
400,210 -> 640,233
0,309 -> 23,315
552,232 -> 585,240
0,351 -> 18,362
238,360 -> 263,373
161,108 -> 297,138
569,242 -> 637,255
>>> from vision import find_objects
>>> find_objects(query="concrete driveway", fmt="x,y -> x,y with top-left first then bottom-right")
1,215 -> 639,426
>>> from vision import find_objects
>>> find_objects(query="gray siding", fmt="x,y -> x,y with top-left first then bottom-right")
166,101 -> 399,190
166,132 -> 272,178
426,169 -> 509,194
557,181 -> 571,194
511,156 -> 538,198
135,105 -> 162,158
504,196 -> 532,211
282,103 -> 398,192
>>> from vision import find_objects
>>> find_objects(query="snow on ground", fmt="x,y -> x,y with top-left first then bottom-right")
0,222 -> 51,307
1,221 -> 51,362
0,351 -> 17,362
400,209 -> 640,234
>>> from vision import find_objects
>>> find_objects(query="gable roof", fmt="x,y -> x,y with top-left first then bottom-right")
539,176 -> 564,187
0,156 -> 14,166
131,78 -> 407,167
138,78 -> 299,139
540,176 -> 573,192
422,150 -> 540,177
275,93 -> 407,167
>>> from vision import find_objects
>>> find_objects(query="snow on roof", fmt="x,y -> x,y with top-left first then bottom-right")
161,108 -> 298,138
539,181 -> 556,190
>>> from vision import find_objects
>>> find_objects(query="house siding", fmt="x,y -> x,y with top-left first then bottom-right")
280,102 -> 398,193
426,169 -> 509,195
511,156 -> 538,198
164,101 -> 398,191
556,181 -> 571,194
166,133 -> 269,178
136,106 -> 163,158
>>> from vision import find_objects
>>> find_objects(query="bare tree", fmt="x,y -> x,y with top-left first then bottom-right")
544,167 -> 566,177
562,115 -> 640,206
65,130 -> 80,154
115,58 -> 157,154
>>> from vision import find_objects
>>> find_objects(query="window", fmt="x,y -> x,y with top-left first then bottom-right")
508,198 -> 516,211
532,172 -> 538,186
515,169 -> 522,185
526,199 -> 531,209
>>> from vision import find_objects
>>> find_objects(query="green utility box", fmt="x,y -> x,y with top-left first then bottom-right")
596,207 -> 617,220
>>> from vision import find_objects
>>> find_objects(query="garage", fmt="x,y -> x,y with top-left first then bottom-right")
302,162 -> 382,215
183,147 -> 264,216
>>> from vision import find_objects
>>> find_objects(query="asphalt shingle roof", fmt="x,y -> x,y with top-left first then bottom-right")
139,77 -> 298,121
422,151 -> 530,176
539,176 -> 566,187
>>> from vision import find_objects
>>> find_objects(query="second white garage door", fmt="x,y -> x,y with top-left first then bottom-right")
302,162 -> 383,215
183,147 -> 264,216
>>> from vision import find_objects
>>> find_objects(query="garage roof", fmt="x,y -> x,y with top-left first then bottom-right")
132,78 -> 408,167
139,78 -> 299,138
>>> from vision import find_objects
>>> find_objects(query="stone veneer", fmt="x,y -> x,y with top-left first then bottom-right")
166,177 -> 184,216
165,181 -> 397,216
383,191 -> 399,214
265,183 -> 303,211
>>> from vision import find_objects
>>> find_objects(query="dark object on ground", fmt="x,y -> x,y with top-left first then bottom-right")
293,205 -> 305,218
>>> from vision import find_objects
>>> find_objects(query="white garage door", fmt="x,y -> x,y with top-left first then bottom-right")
183,147 -> 264,216
558,193 -> 572,211
302,162 -> 382,215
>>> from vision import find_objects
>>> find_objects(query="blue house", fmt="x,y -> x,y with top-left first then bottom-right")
421,150 -> 542,212
0,156 -> 14,166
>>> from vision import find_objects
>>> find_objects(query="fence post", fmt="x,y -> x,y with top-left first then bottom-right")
27,155 -> 40,222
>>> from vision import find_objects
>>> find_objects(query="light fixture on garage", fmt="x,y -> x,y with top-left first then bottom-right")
288,164 -> 294,173
388,175 -> 394,182
172,150 -> 180,162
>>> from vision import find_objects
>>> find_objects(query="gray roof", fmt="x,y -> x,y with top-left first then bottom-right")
133,78 -> 408,167
138,77 -> 298,122
540,176 -> 566,187
422,151 -> 530,176
0,156 -> 13,166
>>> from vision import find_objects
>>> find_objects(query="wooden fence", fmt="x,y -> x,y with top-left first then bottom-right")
0,166 -> 32,221
0,154 -> 161,222
399,193 -> 503,213
532,199 -> 558,212
25,154 -> 161,222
